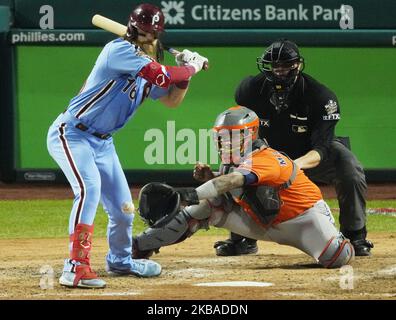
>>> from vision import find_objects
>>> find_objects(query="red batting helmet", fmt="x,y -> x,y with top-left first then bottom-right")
128,3 -> 165,34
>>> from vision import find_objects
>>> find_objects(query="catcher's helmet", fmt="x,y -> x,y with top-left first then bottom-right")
138,182 -> 180,228
257,39 -> 304,112
128,3 -> 165,34
213,106 -> 260,165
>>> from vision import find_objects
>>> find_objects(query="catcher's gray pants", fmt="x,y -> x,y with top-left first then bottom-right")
304,138 -> 367,234
206,199 -> 340,261
230,137 -> 367,245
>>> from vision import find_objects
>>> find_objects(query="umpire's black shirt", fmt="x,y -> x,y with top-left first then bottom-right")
235,72 -> 340,161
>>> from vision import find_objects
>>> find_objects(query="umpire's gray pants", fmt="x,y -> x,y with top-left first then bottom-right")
304,138 -> 367,233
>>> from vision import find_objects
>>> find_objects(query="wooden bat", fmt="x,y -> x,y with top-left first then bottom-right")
92,14 -> 127,38
92,14 -> 209,70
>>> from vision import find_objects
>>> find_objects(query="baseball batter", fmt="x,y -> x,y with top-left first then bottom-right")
133,107 -> 355,269
46,3 -> 208,288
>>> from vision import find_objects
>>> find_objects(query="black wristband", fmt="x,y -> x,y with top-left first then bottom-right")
175,188 -> 199,205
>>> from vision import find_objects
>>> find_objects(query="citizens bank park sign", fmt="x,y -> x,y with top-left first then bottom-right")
157,0 -> 396,29
13,0 -> 396,29
10,0 -> 396,46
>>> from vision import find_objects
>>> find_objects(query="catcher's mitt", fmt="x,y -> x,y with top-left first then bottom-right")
138,182 -> 181,228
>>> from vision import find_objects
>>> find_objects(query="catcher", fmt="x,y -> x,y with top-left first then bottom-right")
133,106 -> 355,268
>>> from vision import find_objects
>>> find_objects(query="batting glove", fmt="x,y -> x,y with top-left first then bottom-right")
175,49 -> 194,66
176,49 -> 208,73
186,53 -> 208,73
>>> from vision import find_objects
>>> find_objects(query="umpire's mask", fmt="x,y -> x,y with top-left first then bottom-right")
257,39 -> 304,113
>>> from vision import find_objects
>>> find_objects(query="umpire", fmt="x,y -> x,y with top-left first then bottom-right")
214,39 -> 374,257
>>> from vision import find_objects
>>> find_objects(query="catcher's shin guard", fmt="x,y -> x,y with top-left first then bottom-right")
133,199 -> 227,258
133,207 -> 212,258
133,209 -> 191,255
318,234 -> 355,268
61,223 -> 105,288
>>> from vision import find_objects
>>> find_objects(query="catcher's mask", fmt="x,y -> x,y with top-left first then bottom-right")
213,106 -> 259,165
125,3 -> 165,62
257,39 -> 304,113
138,182 -> 180,228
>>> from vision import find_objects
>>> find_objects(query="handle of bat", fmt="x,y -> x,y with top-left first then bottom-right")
166,47 -> 180,56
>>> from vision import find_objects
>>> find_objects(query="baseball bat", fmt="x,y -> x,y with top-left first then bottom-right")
92,14 -> 127,37
92,14 -> 209,70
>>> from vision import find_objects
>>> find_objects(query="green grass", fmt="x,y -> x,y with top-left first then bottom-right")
0,199 -> 395,239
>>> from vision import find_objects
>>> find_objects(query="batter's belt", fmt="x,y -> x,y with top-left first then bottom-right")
75,123 -> 111,140
60,111 -> 112,140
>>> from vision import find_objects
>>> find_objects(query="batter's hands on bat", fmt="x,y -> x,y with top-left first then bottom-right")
175,49 -> 194,65
193,162 -> 215,182
175,49 -> 208,73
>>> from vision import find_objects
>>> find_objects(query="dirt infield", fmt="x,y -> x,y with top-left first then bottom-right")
0,234 -> 395,300
1,182 -> 396,200
0,183 -> 395,300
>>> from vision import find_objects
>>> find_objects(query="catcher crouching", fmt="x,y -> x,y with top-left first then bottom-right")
133,106 -> 355,268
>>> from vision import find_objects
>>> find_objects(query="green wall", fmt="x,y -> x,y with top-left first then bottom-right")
16,46 -> 396,170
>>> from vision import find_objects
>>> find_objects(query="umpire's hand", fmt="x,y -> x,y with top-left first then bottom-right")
193,162 -> 215,182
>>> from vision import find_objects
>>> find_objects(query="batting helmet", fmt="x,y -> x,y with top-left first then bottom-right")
138,182 -> 181,228
213,106 -> 260,165
127,3 -> 165,34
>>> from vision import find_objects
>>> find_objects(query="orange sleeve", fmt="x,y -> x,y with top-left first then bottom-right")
238,152 -> 281,185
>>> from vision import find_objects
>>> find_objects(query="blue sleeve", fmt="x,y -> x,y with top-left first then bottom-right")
243,172 -> 259,185
235,168 -> 259,186
107,40 -> 152,77
149,85 -> 169,100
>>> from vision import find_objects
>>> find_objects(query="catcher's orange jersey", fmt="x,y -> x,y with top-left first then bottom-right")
235,147 -> 322,226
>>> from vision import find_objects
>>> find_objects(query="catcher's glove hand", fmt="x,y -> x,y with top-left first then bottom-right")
193,162 -> 215,182
175,187 -> 200,205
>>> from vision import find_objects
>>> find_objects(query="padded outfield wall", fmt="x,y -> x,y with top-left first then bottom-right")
16,46 -> 396,170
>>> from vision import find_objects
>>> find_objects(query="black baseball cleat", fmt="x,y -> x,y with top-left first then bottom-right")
351,239 -> 374,256
214,238 -> 258,256
342,226 -> 373,257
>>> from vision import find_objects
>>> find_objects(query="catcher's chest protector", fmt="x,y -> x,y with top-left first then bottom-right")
232,155 -> 297,227
239,185 -> 282,226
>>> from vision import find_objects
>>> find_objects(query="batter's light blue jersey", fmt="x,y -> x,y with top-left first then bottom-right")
66,38 -> 169,134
